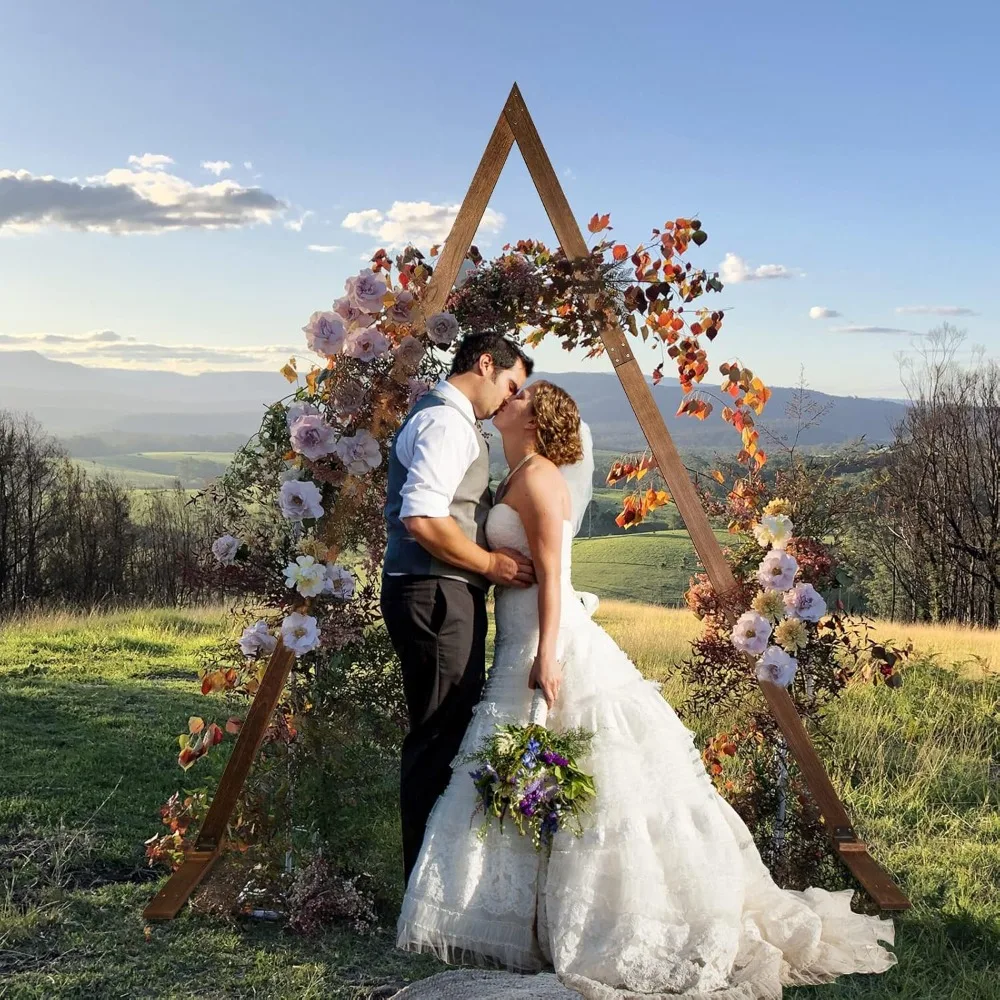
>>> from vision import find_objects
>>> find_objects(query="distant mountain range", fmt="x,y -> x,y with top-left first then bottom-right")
0,350 -> 907,452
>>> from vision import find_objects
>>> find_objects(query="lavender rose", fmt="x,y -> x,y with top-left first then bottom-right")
211,534 -> 241,566
334,429 -> 381,474
425,310 -> 460,346
344,328 -> 390,363
731,610 -> 772,656
346,269 -> 388,313
289,414 -> 339,461
285,401 -> 320,430
303,310 -> 346,358
393,334 -> 426,371
387,289 -> 415,325
755,646 -> 799,687
238,620 -> 277,658
783,582 -> 828,622
325,563 -> 356,600
757,550 -> 799,591
333,296 -> 375,331
407,378 -> 432,407
278,479 -> 324,520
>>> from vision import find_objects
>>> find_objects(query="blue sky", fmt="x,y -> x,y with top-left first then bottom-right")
1,0 -> 996,397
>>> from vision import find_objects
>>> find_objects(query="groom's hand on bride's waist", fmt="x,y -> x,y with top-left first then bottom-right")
486,548 -> 535,588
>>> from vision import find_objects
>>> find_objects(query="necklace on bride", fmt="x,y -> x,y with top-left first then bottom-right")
495,452 -> 537,503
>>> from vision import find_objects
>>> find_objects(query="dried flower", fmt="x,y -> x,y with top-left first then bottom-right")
774,617 -> 809,653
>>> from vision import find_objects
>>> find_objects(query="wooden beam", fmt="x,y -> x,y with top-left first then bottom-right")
502,84 -> 908,910
143,640 -> 297,921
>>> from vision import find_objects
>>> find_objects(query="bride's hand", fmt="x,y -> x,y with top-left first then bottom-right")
529,652 -> 562,709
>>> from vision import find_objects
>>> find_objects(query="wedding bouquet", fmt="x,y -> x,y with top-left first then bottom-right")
464,692 -> 596,850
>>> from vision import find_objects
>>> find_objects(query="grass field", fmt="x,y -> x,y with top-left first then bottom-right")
73,452 -> 234,489
1,605 -> 998,998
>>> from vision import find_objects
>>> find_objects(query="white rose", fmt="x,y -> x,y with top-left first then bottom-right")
757,550 -> 799,591
783,582 -> 828,623
211,534 -> 241,566
238,620 -> 277,658
752,514 -> 794,550
756,646 -> 798,687
325,563 -> 356,600
283,555 -> 328,597
731,610 -> 772,656
281,612 -> 321,657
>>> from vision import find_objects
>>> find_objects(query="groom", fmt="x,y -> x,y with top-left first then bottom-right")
382,331 -> 536,883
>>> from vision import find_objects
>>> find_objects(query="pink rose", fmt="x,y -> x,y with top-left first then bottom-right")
302,311 -> 346,358
346,269 -> 388,313
731,611 -> 772,656
756,646 -> 798,687
757,550 -> 799,592
344,327 -> 390,363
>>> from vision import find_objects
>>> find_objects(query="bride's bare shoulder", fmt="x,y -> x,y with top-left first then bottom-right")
521,455 -> 571,512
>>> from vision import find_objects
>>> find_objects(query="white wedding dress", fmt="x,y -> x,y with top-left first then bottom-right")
397,474 -> 896,998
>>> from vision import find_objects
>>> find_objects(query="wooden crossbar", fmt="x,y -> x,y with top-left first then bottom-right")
142,82 -> 908,921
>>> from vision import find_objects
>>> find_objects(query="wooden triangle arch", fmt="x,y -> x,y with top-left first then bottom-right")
144,84 -> 909,921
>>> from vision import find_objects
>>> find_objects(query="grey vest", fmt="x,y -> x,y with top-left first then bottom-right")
383,390 -> 492,590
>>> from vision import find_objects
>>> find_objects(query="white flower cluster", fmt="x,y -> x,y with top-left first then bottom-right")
730,508 -> 827,688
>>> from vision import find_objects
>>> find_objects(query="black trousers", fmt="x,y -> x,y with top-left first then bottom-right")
380,574 -> 488,885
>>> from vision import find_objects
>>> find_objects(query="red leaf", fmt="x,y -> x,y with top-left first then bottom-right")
588,212 -> 611,234
652,364 -> 664,386
612,244 -> 629,262
225,717 -> 242,735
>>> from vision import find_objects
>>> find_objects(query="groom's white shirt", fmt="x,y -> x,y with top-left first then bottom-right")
395,379 -> 482,520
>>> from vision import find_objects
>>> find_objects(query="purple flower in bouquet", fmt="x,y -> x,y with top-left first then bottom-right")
425,310 -> 460,346
783,582 -> 827,622
387,289 -> 415,325
290,414 -> 339,461
408,378 -> 432,407
757,550 -> 799,591
393,334 -> 426,371
238,620 -> 277,658
334,429 -> 381,474
346,269 -> 388,313
334,296 -> 375,331
540,750 -> 569,767
278,479 -> 324,521
325,563 -> 355,600
731,611 -> 772,656
285,401 -> 320,430
211,533 -> 241,566
344,327 -> 390,363
755,645 -> 799,687
303,311 -> 346,358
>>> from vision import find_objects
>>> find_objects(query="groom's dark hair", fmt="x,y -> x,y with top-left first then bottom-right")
450,331 -> 534,378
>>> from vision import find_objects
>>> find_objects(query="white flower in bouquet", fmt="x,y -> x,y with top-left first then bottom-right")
774,617 -> 809,653
289,414 -> 339,461
751,589 -> 786,622
334,429 -> 381,474
752,514 -> 794,550
346,269 -> 388,313
211,534 -> 241,566
783,582 -> 828,622
283,554 -> 328,597
408,378 -> 432,407
387,289 -> 415,325
344,327 -> 390,362
731,610 -> 772,656
334,295 -> 376,331
757,550 -> 799,591
755,645 -> 799,687
238,620 -> 277,658
303,310 -> 346,358
285,400 -> 320,430
281,612 -> 321,656
325,563 -> 356,600
278,479 -> 324,521
425,310 -> 460,346
394,334 -> 426,370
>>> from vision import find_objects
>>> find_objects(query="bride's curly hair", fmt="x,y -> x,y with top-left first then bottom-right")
531,381 -> 584,467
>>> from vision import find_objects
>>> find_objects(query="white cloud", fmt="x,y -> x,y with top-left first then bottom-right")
341,200 -> 505,248
562,167 -> 577,181
0,161 -> 287,234
201,160 -> 232,176
832,324 -> 913,335
128,153 -> 173,170
0,329 -> 300,372
307,244 -> 342,253
243,160 -> 253,170
285,210 -> 314,232
895,305 -> 978,317
809,306 -> 841,319
720,252 -> 795,283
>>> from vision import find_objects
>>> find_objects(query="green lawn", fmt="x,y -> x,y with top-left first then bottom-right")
1,608 -> 998,998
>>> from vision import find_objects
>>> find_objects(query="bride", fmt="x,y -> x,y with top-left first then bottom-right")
396,380 -> 896,999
